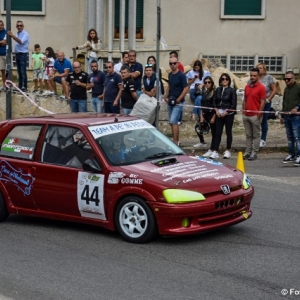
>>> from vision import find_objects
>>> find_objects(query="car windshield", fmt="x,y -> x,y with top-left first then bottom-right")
89,120 -> 185,165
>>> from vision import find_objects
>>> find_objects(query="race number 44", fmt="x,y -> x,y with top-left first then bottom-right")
81,185 -> 100,206
77,172 -> 106,220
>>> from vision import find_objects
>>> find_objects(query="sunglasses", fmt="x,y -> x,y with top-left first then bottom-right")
16,25 -> 23,27
204,81 -> 211,84
106,66 -> 113,69
169,62 -> 177,66
221,77 -> 229,81
284,78 -> 293,81
145,64 -> 153,67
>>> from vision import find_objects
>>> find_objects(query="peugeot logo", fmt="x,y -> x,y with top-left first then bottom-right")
221,184 -> 230,195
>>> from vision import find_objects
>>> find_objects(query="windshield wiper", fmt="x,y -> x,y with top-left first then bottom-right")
145,152 -> 176,159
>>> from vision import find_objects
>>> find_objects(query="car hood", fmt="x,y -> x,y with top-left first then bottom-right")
119,155 -> 243,193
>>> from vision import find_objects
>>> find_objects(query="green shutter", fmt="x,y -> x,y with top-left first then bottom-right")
114,0 -> 143,29
4,0 -> 42,12
224,0 -> 262,15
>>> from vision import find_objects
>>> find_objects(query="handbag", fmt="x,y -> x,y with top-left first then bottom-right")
194,84 -> 203,96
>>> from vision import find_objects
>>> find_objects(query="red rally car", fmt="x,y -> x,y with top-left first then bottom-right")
0,114 -> 254,243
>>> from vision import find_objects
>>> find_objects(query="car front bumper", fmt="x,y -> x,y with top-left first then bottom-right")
149,187 -> 254,236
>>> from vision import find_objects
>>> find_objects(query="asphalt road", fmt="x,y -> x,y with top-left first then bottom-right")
0,153 -> 299,300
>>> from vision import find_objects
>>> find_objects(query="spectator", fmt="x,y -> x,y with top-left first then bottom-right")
7,20 -> 30,92
280,71 -> 300,166
41,47 -> 56,96
169,51 -> 184,72
164,57 -> 189,146
66,61 -> 88,112
256,62 -> 277,147
146,55 -> 164,99
73,29 -> 101,74
103,61 -> 122,114
143,64 -> 157,97
114,51 -> 129,73
0,20 -> 6,91
210,73 -> 237,159
242,68 -> 266,161
87,59 -> 106,113
169,51 -> 184,126
49,51 -> 73,100
120,65 -> 138,115
186,59 -> 211,121
31,44 -> 44,94
126,50 -> 143,98
196,76 -> 216,153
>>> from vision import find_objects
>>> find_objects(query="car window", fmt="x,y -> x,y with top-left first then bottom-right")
89,120 -> 185,166
0,125 -> 43,160
41,125 -> 94,168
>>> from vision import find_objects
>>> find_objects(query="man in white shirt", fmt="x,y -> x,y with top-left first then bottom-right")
114,51 -> 129,73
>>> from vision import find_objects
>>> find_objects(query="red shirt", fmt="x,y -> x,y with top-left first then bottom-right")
178,61 -> 184,72
244,82 -> 266,116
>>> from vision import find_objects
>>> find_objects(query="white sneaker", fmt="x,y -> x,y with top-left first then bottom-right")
223,150 -> 231,159
209,151 -> 219,160
59,95 -> 66,100
42,90 -> 50,96
260,139 -> 266,147
193,143 -> 207,148
202,150 -> 212,157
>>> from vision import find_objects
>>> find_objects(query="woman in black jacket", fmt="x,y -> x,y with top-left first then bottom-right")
194,76 -> 216,157
210,73 -> 237,160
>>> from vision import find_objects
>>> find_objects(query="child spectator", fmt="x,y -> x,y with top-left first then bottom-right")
31,44 -> 44,94
41,47 -> 56,96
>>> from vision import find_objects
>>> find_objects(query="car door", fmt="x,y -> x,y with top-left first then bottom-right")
32,125 -> 106,219
0,125 -> 43,210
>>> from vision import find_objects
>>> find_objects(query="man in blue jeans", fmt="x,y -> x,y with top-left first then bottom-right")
66,61 -> 88,112
164,57 -> 189,146
103,61 -> 122,114
7,21 -> 29,92
87,60 -> 106,113
280,71 -> 300,166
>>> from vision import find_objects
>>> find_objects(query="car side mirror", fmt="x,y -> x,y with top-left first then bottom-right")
82,159 -> 102,172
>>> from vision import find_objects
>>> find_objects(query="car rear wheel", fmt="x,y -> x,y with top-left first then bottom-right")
115,196 -> 157,243
0,193 -> 9,222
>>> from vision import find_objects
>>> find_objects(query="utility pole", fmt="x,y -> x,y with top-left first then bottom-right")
155,0 -> 161,128
6,0 -> 12,120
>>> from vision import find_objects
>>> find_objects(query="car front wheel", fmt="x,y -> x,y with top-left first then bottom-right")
0,193 -> 9,222
115,196 -> 157,243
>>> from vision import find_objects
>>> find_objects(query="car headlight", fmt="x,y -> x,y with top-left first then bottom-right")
163,189 -> 206,204
243,174 -> 251,190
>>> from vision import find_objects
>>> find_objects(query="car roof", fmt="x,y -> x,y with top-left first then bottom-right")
4,113 -> 141,127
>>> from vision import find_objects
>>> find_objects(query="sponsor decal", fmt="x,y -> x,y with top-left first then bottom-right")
215,175 -> 234,180
0,160 -> 34,196
2,138 -> 33,155
107,172 -> 143,185
151,161 -> 224,183
89,119 -> 153,138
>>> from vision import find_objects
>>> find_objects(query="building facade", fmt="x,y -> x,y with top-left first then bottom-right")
1,0 -> 299,74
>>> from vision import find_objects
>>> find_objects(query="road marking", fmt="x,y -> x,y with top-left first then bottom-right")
248,174 -> 299,186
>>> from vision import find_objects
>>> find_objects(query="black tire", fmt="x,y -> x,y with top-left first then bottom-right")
0,193 -> 9,222
115,196 -> 157,243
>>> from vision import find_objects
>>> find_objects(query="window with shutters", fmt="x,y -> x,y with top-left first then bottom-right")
2,0 -> 45,15
114,0 -> 144,39
221,0 -> 265,19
